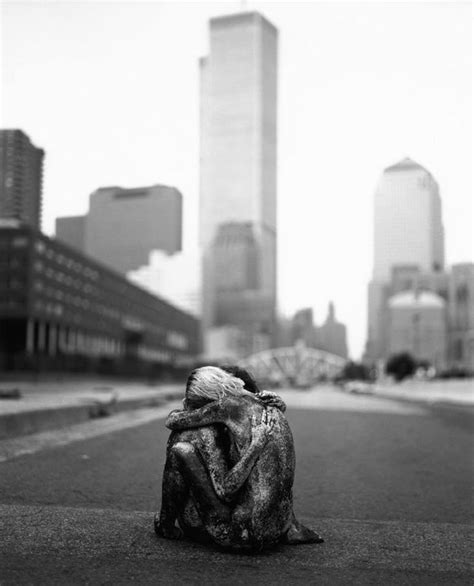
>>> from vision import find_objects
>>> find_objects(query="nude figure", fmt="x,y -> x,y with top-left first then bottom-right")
155,366 -> 323,551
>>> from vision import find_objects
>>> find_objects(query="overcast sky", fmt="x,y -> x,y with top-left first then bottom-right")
1,0 -> 472,359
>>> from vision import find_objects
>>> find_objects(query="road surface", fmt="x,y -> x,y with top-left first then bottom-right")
0,386 -> 472,584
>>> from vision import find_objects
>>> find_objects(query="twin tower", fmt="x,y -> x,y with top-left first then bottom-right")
199,13 -> 278,358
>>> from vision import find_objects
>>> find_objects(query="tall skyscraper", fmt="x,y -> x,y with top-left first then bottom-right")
366,157 -> 446,363
200,12 -> 278,358
56,184 -> 182,274
0,129 -> 44,230
373,157 -> 444,281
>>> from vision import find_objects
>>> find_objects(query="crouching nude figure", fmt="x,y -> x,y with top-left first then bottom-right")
155,366 -> 323,551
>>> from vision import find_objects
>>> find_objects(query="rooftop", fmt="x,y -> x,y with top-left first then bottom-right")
210,11 -> 278,34
384,157 -> 429,174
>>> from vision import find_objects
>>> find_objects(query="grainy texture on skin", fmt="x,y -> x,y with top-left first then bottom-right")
156,393 -> 322,551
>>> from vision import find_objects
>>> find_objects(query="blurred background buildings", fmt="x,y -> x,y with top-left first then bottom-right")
199,12 -> 278,359
56,184 -> 182,274
365,158 -> 473,372
0,129 -> 44,231
285,304 -> 348,359
0,130 -> 198,376
2,7 -> 472,378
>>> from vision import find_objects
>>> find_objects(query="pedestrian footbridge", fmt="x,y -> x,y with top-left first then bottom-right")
238,345 -> 347,388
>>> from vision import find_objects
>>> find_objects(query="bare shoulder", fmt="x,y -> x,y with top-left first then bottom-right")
167,425 -> 219,445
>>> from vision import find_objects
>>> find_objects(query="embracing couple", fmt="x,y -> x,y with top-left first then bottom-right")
155,365 -> 323,552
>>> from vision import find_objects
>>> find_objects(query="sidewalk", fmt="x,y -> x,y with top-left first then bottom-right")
0,379 -> 183,440
371,379 -> 474,408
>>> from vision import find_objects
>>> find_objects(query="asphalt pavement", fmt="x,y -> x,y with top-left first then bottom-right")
0,386 -> 472,585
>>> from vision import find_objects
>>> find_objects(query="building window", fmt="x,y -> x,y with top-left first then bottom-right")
35,241 -> 46,254
456,285 -> 468,304
454,339 -> 464,360
12,236 -> 28,248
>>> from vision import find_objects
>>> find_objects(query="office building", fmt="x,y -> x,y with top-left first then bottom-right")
0,225 -> 199,374
448,263 -> 474,370
200,12 -> 278,358
366,263 -> 474,371
290,304 -> 348,359
373,157 -> 444,281
0,129 -> 44,230
56,184 -> 182,274
317,302 -> 348,359
56,215 -> 86,252
366,158 -> 445,363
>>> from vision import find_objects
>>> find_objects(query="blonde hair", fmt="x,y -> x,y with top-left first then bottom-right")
185,366 -> 245,406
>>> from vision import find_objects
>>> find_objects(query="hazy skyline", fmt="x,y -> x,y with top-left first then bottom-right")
1,0 -> 472,358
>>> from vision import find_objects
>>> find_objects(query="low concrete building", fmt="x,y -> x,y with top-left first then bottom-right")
0,225 -> 199,374
366,263 -> 474,371
387,290 -> 447,369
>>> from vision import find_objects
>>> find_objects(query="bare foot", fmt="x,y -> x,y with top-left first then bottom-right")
154,513 -> 183,540
283,521 -> 324,545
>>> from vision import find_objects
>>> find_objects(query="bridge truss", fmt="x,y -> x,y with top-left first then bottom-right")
238,346 -> 347,388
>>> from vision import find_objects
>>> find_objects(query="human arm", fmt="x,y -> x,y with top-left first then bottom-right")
165,398 -> 237,430
200,414 -> 274,502
255,391 -> 286,412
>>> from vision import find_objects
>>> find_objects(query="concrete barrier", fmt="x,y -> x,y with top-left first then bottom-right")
0,388 -> 183,440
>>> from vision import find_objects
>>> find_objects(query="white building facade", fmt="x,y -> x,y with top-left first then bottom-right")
366,158 -> 446,364
373,157 -> 444,281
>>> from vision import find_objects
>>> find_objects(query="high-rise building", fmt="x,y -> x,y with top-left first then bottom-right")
373,157 -> 444,281
55,184 -> 182,274
366,158 -> 446,363
200,12 -> 278,358
290,304 -> 348,359
0,129 -> 44,230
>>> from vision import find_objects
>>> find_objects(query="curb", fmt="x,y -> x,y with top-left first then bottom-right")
371,389 -> 474,411
0,390 -> 183,441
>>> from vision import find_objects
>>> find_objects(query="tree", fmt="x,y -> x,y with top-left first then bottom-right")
385,352 -> 416,382
341,361 -> 370,381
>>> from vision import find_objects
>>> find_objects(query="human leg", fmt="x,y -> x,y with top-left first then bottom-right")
281,511 -> 324,545
156,441 -> 232,545
155,442 -> 189,539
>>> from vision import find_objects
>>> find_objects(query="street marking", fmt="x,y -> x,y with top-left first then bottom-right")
0,402 -> 181,463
